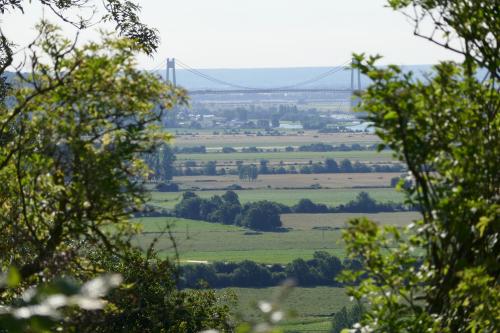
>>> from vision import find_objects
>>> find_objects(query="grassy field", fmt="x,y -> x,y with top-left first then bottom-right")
174,173 -> 401,190
171,131 -> 380,148
148,188 -> 405,209
157,128 -> 391,331
174,150 -> 394,163
136,224 -> 345,264
282,212 -> 421,229
133,211 -> 416,264
134,216 -> 345,264
134,217 -> 241,233
219,286 -> 350,332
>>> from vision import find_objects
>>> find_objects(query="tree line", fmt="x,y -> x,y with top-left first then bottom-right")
174,191 -> 283,231
173,158 -> 405,178
141,143 -> 405,181
173,191 -> 411,231
173,143 -> 381,154
180,251 -> 362,288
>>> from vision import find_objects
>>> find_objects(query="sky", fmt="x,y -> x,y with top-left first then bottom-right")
2,0 -> 462,70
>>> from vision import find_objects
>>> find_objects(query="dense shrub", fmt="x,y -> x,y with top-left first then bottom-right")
293,198 -> 329,213
175,191 -> 243,225
298,143 -> 335,152
241,146 -> 261,153
222,147 -> 237,153
237,201 -> 283,231
330,304 -> 364,333
231,260 -> 273,287
174,146 -> 207,154
332,191 -> 407,213
155,182 -> 180,192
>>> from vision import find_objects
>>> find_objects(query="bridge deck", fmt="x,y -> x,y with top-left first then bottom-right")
188,88 -> 357,95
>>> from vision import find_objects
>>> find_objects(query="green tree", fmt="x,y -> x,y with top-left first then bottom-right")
239,164 -> 258,181
339,159 -> 353,173
160,144 -> 176,181
259,159 -> 269,174
313,251 -> 343,284
342,1 -> 499,332
0,0 -> 159,100
231,260 -> 272,287
325,158 -> 339,173
0,25 -> 182,283
285,258 -> 318,286
73,249 -> 232,333
204,160 -> 218,176
0,25 -> 231,332
222,190 -> 240,205
330,304 -> 363,333
142,144 -> 176,181
238,201 -> 282,231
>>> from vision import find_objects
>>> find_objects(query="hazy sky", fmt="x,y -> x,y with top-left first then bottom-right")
2,0 -> 462,69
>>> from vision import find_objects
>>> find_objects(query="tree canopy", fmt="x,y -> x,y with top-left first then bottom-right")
342,1 -> 499,332
0,22 -> 232,332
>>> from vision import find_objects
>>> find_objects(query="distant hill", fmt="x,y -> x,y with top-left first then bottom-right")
4,65 -> 486,91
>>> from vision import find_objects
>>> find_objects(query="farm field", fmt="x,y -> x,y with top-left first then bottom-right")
174,150 -> 394,163
282,212 -> 421,230
218,286 -> 350,332
133,212 -> 416,264
148,126 -> 409,330
148,187 -> 405,209
173,172 -> 401,190
135,223 -> 345,264
135,217 -> 241,233
171,131 -> 380,148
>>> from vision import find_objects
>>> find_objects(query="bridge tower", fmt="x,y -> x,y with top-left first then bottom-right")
166,58 -> 176,86
350,58 -> 362,110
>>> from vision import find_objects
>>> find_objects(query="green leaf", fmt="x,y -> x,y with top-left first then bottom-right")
477,216 -> 491,237
383,111 -> 398,120
235,323 -> 252,333
6,266 -> 21,288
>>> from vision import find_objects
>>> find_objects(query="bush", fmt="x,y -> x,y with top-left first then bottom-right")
222,147 -> 237,153
231,260 -> 272,287
155,182 -> 180,192
285,258 -> 319,286
293,198 -> 329,213
332,191 -> 407,213
175,191 -> 242,225
330,304 -> 364,333
175,146 -> 206,154
298,143 -> 334,152
174,196 -> 203,220
226,184 -> 243,190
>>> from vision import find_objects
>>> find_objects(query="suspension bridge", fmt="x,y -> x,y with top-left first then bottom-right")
153,58 -> 362,97
149,58 -> 364,110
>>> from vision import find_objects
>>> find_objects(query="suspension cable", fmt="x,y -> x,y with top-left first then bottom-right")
174,58 -> 352,90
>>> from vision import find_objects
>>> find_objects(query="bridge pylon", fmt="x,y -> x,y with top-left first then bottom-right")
350,57 -> 362,111
166,58 -> 176,86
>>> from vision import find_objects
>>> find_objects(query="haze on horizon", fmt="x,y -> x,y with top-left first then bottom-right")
2,0 -> 463,70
